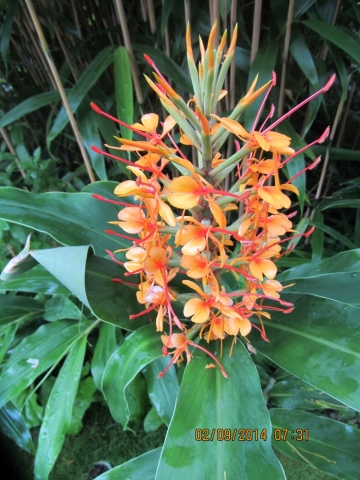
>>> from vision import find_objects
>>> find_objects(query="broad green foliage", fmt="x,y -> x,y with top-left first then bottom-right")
1,1 -> 360,479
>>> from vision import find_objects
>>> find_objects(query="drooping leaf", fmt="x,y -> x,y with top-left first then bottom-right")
270,409 -> 360,480
0,320 -> 92,409
250,294 -> 360,412
302,19 -> 360,66
0,91 -> 61,129
102,325 -> 162,430
0,401 -> 36,454
34,336 -> 87,480
0,186 -> 127,254
156,340 -> 285,480
0,295 -> 43,327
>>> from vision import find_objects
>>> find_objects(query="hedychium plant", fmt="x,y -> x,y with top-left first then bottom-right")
1,21 -> 360,480
91,22 -> 334,379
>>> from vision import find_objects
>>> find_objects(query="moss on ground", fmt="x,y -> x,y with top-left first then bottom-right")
2,401 -> 335,479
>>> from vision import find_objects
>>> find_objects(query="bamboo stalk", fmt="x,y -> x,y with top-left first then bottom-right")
212,0 -> 220,46
0,128 -> 27,179
277,0 -> 294,117
184,0 -> 191,27
146,0 -> 157,34
250,0 -> 262,63
113,0 -> 144,104
24,0 -> 96,183
140,0 -> 148,22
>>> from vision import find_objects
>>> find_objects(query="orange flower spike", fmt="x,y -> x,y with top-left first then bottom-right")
184,297 -> 211,324
116,207 -> 147,234
261,279 -> 284,299
167,176 -> 204,209
249,256 -> 277,281
124,247 -> 147,273
175,225 -> 207,255
143,247 -> 168,275
144,75 -> 175,107
181,254 -> 210,279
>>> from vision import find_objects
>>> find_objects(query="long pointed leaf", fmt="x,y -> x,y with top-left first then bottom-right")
34,336 -> 87,480
155,340 -> 285,480
270,409 -> 360,480
250,294 -> 360,411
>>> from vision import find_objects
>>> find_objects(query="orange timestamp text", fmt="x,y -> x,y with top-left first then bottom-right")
194,428 -> 309,442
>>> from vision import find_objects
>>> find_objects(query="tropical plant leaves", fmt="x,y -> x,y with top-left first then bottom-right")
34,336 -> 87,480
270,409 -> 360,480
155,340 -> 286,480
250,294 -> 360,412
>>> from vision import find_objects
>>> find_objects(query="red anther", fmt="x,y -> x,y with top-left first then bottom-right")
318,127 -> 330,143
323,74 -> 336,92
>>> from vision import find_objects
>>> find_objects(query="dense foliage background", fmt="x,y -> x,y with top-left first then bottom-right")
1,0 -> 360,479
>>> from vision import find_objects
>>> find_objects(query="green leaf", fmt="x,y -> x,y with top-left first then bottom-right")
133,44 -> 193,93
102,325 -> 162,430
67,376 -> 97,435
34,336 -> 87,480
0,0 -> 20,73
311,211 -> 324,261
143,357 -> 179,426
44,297 -> 83,322
156,340 -> 285,480
0,295 -> 43,327
268,379 -> 345,410
47,46 -> 115,144
77,99 -> 107,181
270,409 -> 360,480
0,320 -> 92,409
114,47 -> 133,140
0,401 -> 36,454
91,322 -> 118,390
144,407 -> 164,433
0,324 -> 17,364
302,20 -> 360,66
277,249 -> 360,282
250,294 -> 360,412
290,27 -> 320,89
161,0 -> 176,35
310,220 -> 357,250
95,448 -> 162,480
31,246 -> 92,308
0,265 -> 70,295
0,91 -> 61,129
281,272 -> 360,306
84,255 -> 146,330
0,186 -> 127,254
